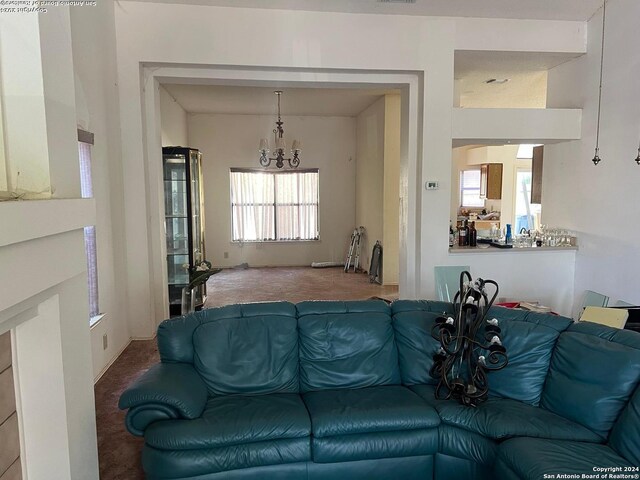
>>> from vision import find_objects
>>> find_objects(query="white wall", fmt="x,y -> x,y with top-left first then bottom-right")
113,2 -> 588,334
383,95 -> 401,285
448,249 -> 576,316
69,1 -> 130,381
544,0 -> 640,311
159,86 -> 188,147
355,95 -> 401,284
0,89 -> 6,191
188,113 -> 356,267
356,97 -> 385,274
0,7 -> 99,479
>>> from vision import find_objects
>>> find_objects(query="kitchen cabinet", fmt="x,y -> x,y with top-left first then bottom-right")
480,163 -> 503,200
531,146 -> 543,204
163,147 -> 206,316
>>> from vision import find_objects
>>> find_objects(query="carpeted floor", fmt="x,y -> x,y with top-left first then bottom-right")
95,267 -> 398,479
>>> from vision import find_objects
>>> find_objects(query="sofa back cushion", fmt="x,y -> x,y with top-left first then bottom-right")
391,303 -> 571,404
541,321 -> 640,439
297,301 -> 399,392
485,307 -> 572,406
191,302 -> 299,395
391,301 -> 452,385
609,385 -> 640,465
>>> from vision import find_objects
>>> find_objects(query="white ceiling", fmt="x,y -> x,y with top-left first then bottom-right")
162,85 -> 396,116
454,51 -> 583,108
455,51 -> 582,78
123,0 -> 603,21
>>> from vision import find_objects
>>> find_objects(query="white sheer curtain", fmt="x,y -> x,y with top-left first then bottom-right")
276,172 -> 318,240
230,169 -> 318,242
230,171 -> 275,241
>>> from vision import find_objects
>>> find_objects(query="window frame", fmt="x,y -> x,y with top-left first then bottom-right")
229,167 -> 320,243
78,131 -> 102,326
459,168 -> 485,208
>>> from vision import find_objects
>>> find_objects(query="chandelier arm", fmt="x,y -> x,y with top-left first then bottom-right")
259,152 -> 271,167
289,153 -> 300,168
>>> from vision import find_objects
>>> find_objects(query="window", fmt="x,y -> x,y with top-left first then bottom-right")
460,169 -> 484,208
230,169 -> 319,242
78,134 -> 100,323
514,169 -> 542,232
516,144 -> 541,159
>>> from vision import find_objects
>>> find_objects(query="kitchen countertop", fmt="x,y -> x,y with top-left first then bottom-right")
449,245 -> 578,254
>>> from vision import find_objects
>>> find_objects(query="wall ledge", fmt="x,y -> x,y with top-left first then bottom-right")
0,198 -> 96,248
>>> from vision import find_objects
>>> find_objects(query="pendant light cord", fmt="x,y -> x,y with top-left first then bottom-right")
594,0 -> 606,151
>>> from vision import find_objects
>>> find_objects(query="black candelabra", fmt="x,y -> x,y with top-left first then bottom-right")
430,271 -> 508,406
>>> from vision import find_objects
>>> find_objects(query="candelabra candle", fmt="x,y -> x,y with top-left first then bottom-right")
430,271 -> 508,406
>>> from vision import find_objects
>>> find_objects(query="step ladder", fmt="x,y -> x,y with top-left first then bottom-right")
344,227 -> 365,273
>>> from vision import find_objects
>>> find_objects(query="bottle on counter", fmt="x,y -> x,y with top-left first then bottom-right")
458,220 -> 468,247
505,224 -> 513,244
449,222 -> 455,247
469,221 -> 477,247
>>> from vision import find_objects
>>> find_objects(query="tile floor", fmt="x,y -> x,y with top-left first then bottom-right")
95,267 -> 398,479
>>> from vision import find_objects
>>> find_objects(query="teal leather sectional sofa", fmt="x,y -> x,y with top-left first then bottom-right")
119,300 -> 640,479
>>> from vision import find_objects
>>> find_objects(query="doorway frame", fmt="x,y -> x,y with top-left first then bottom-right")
140,65 -> 424,323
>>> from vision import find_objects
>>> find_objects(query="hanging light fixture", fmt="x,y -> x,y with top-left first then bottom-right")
591,0 -> 607,166
259,91 -> 301,169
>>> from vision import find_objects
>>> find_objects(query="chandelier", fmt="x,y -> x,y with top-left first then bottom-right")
430,271 -> 508,406
259,91 -> 301,169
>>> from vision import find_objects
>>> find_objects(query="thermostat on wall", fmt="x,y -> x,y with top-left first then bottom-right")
425,180 -> 439,190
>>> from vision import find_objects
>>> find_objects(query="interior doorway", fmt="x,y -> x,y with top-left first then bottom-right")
147,68 -> 422,320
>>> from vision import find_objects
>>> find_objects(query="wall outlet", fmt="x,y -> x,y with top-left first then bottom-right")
102,333 -> 108,350
224,252 -> 229,259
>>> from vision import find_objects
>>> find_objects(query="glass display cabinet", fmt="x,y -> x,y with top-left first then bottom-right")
163,147 -> 206,315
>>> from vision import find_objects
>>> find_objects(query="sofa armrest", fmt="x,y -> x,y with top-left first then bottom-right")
119,363 -> 208,434
124,403 -> 181,436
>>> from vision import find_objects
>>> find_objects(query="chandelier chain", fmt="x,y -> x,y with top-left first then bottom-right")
595,0 -> 606,152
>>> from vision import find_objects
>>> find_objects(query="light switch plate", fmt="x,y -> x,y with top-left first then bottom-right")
425,180 -> 439,190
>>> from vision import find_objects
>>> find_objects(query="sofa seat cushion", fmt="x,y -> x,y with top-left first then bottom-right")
438,424 -> 497,467
303,385 -> 440,438
303,385 -> 439,463
311,429 -> 439,463
411,385 -> 601,443
144,393 -> 311,450
142,439 -> 310,478
495,437 -> 635,479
